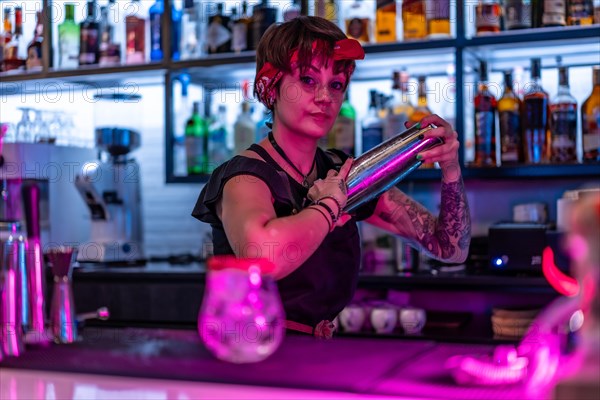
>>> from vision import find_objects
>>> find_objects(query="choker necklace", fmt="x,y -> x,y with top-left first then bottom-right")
268,132 -> 315,188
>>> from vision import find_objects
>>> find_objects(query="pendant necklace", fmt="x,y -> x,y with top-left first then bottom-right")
268,132 -> 315,188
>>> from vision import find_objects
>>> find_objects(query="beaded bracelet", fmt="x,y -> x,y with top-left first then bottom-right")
315,200 -> 338,224
307,206 -> 333,232
314,196 -> 342,220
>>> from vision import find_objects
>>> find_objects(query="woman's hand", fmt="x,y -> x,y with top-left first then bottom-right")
308,157 -> 353,227
405,114 -> 461,182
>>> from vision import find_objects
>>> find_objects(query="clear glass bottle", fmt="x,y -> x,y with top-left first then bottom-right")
5,6 -> 25,69
503,0 -> 533,29
332,92 -> 357,156
181,0 -> 202,60
375,0 -> 397,43
522,58 -> 550,164
125,0 -> 146,64
550,66 -> 578,163
185,102 -> 209,175
234,101 -> 255,155
475,0 -> 502,35
542,0 -> 566,26
362,90 -> 384,152
79,1 -> 100,65
409,76 -> 432,124
426,0 -> 451,38
208,105 -> 232,172
149,0 -> 164,61
473,61 -> 498,167
402,0 -> 427,40
498,70 -> 523,164
284,0 -> 301,21
232,2 -> 251,53
207,3 -> 232,54
344,0 -> 372,43
581,66 -> 600,162
385,70 -> 414,141
99,2 -> 120,66
567,0 -> 595,25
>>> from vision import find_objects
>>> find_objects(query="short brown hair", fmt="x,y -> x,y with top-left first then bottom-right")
254,16 -> 356,109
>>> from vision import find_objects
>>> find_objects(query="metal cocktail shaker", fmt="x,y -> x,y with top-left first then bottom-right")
345,125 -> 444,213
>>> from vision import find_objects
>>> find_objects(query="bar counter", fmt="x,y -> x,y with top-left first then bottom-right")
1,326 -> 549,400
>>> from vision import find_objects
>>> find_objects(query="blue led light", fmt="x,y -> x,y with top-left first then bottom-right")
494,258 -> 503,267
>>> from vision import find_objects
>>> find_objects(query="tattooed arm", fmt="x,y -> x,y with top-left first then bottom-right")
365,115 -> 471,263
366,163 -> 471,263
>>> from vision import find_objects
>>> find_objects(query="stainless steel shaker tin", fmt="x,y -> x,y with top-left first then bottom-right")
345,125 -> 444,213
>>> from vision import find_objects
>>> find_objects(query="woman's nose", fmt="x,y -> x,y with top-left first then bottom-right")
314,85 -> 333,103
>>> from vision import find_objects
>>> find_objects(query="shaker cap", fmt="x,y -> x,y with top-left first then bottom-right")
207,255 -> 276,274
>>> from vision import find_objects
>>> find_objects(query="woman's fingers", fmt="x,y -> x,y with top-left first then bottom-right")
338,157 -> 354,179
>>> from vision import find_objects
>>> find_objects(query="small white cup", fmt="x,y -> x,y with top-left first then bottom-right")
370,306 -> 398,334
339,305 -> 366,333
399,307 -> 427,334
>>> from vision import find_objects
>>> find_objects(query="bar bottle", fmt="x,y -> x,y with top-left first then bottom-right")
498,70 -> 523,164
581,66 -> 600,162
79,1 -> 100,65
473,61 -> 498,167
522,58 -> 550,164
550,66 -> 578,163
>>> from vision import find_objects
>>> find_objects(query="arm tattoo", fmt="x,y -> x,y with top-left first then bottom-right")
379,179 -> 471,263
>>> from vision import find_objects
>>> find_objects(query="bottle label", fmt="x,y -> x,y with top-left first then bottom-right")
550,103 -> 577,162
504,0 -> 532,29
345,18 -> 370,42
582,107 -> 600,153
543,0 -> 566,25
150,14 -> 162,51
499,110 -> 521,162
476,4 -> 501,30
568,0 -> 594,25
232,23 -> 248,52
207,21 -> 231,51
475,111 -> 495,164
185,136 -> 207,173
333,116 -> 355,155
385,113 -> 409,141
362,127 -> 383,152
79,28 -> 99,64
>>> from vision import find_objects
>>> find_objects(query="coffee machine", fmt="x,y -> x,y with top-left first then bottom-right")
75,128 -> 144,263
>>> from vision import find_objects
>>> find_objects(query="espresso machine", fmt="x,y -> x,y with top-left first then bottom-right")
75,128 -> 145,263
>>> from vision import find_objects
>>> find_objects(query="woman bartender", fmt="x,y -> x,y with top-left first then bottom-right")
193,16 -> 471,338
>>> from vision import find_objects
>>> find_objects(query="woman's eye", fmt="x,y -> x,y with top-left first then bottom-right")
331,81 -> 345,91
300,76 -> 316,86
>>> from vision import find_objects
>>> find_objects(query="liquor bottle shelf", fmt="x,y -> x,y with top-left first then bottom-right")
168,162 -> 599,185
464,25 -> 600,48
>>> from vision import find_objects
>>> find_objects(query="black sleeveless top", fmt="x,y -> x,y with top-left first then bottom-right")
191,144 -> 378,327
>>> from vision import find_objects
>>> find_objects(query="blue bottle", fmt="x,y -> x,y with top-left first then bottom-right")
171,4 -> 182,61
149,0 -> 164,61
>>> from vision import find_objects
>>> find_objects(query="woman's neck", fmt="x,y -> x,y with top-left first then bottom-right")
270,125 -> 318,175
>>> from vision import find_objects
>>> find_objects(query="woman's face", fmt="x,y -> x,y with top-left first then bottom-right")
273,60 -> 347,140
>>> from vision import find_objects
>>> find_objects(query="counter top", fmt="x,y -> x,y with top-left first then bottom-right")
1,327 -> 549,399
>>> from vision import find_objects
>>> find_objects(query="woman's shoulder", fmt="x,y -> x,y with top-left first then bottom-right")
191,155 -> 293,222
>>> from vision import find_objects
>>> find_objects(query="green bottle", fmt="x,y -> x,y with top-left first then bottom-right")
333,92 -> 356,156
58,3 -> 80,68
185,102 -> 209,174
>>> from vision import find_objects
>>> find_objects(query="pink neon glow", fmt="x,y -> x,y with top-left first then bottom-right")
542,246 -> 579,296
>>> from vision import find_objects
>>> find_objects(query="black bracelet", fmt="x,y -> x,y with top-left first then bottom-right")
315,201 -> 338,224
315,196 -> 342,220
307,206 -> 333,232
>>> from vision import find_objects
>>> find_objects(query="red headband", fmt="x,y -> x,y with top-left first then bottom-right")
255,38 -> 365,109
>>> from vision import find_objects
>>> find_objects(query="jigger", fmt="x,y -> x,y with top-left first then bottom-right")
47,247 -> 78,344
